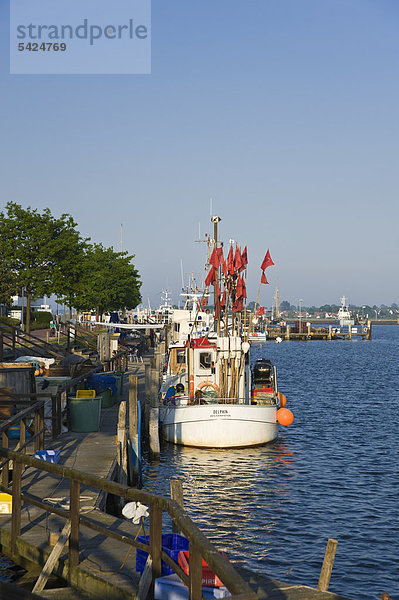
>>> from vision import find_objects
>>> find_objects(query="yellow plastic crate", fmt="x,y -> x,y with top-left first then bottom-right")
0,493 -> 13,514
76,390 -> 96,398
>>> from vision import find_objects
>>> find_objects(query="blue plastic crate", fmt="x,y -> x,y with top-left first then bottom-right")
136,534 -> 189,576
33,450 -> 61,464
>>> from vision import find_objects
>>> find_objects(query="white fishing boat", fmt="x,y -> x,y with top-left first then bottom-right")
337,296 -> 355,327
159,217 -> 293,449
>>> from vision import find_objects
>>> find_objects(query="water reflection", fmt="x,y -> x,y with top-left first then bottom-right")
142,327 -> 399,600
143,439 -> 297,563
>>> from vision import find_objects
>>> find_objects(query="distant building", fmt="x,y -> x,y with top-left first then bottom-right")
8,295 -> 51,320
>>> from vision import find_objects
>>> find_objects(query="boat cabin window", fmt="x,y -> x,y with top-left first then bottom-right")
174,323 -> 180,333
199,352 -> 212,370
177,350 -> 185,364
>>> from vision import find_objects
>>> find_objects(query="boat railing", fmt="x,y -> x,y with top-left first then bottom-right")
0,447 -> 257,600
162,396 -> 257,406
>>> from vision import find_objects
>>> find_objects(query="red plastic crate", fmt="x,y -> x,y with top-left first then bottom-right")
177,551 -> 227,587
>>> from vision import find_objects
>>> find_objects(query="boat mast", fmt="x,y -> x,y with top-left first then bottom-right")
211,215 -> 221,332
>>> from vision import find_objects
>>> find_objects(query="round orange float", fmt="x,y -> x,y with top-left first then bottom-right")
277,407 -> 294,426
277,392 -> 287,407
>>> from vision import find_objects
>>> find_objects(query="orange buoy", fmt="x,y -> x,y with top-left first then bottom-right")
277,407 -> 294,426
277,392 -> 287,407
34,369 -> 40,376
189,375 -> 194,398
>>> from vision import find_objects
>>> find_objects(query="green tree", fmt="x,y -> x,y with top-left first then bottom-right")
0,202 -> 85,333
280,300 -> 291,312
74,244 -> 141,318
0,260 -> 17,307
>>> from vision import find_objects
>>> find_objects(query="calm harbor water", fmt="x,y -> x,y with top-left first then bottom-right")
143,325 -> 398,600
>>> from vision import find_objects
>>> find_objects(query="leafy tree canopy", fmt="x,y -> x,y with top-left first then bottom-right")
73,243 -> 141,316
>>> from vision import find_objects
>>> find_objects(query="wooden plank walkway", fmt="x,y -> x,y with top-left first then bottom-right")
0,360 -> 149,599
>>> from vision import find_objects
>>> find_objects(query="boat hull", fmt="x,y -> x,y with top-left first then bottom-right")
160,404 -> 278,448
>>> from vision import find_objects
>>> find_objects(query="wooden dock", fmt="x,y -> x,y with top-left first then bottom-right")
0,343 -> 357,600
0,362 -> 148,598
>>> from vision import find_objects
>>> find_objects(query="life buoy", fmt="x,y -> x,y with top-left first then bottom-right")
196,380 -> 219,394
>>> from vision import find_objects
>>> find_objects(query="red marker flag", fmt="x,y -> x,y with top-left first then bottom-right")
221,259 -> 228,277
227,246 -> 234,275
220,290 -> 226,310
234,246 -> 243,272
232,298 -> 244,313
261,271 -> 269,285
236,274 -> 244,299
261,249 -> 274,271
209,248 -> 220,269
205,267 -> 215,287
214,279 -> 221,298
217,246 -> 224,264
241,245 -> 248,267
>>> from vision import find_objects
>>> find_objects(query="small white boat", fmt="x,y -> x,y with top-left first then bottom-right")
337,296 -> 355,326
249,331 -> 267,342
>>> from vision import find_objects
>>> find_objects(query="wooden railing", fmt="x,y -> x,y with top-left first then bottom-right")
0,322 -> 66,360
0,448 -> 256,600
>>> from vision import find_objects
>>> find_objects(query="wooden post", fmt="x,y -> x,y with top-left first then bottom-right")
39,404 -> 45,450
317,538 -> 338,592
129,374 -> 140,486
144,363 -> 151,437
149,408 -> 160,458
69,479 -> 80,580
117,401 -> 128,487
20,419 -> 26,454
171,480 -> 184,534
0,332 -> 3,361
348,323 -> 352,340
366,319 -> 372,340
285,325 -> 290,340
328,325 -> 332,340
189,543 -> 203,600
1,432 -> 9,488
34,409 -> 40,452
11,461 -> 23,555
150,505 -> 162,582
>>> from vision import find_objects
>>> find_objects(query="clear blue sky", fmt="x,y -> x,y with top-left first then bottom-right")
1,0 -> 398,309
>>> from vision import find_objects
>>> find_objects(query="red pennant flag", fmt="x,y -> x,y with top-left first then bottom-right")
217,246 -> 224,264
234,246 -> 243,272
205,267 -> 215,287
261,271 -> 269,285
241,245 -> 248,267
221,259 -> 228,277
261,249 -> 274,271
209,248 -> 220,269
227,246 -> 234,275
213,279 -> 221,298
242,279 -> 247,299
219,290 -> 226,310
236,274 -> 243,299
232,298 -> 244,313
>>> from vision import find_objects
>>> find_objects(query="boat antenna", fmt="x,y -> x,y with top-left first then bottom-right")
180,259 -> 184,290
